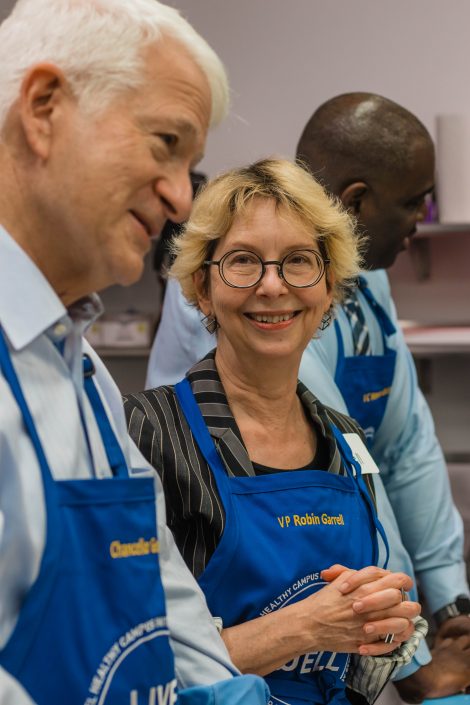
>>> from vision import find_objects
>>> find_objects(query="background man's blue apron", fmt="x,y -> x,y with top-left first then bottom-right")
334,277 -> 397,446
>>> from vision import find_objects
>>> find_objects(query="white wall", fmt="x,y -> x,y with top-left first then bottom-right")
161,0 -> 470,177
2,0 -> 470,176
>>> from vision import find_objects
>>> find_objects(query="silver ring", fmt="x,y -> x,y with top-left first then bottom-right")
384,588 -> 407,644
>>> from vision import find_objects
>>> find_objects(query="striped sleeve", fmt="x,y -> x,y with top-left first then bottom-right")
124,386 -> 224,578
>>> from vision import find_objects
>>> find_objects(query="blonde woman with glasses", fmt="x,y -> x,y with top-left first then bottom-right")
125,158 -> 426,705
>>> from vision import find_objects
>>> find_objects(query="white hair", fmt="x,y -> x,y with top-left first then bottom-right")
0,0 -> 229,127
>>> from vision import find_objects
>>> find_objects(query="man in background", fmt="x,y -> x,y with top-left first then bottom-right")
296,93 -> 470,701
146,93 -> 470,700
0,1 -> 269,704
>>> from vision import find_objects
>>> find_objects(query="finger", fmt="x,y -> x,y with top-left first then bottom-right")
436,634 -> 470,651
335,566 -> 391,594
363,617 -> 414,639
436,617 -> 470,642
358,640 -> 404,657
359,626 -> 416,656
353,590 -> 419,615
365,601 -> 421,623
384,622 -> 415,643
349,572 -> 413,601
355,600 -> 421,624
436,637 -> 453,648
321,564 -> 353,582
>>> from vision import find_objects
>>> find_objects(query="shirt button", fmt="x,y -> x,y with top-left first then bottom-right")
53,323 -> 67,338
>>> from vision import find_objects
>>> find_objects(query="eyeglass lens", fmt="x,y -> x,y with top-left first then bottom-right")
221,250 -> 324,288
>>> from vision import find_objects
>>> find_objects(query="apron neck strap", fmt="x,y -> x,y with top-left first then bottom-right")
0,327 -> 128,481
357,276 -> 396,338
334,319 -> 345,358
82,354 -> 128,478
331,424 -> 390,568
175,377 -> 233,504
0,327 -> 54,485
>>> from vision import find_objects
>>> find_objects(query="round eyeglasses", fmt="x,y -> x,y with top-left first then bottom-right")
204,249 -> 330,289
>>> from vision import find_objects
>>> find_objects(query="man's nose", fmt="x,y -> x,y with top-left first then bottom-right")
416,197 -> 429,223
156,171 -> 193,224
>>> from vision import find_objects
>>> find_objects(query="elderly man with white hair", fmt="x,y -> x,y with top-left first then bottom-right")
0,2 -> 269,704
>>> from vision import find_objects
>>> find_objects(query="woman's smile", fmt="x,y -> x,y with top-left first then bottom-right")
244,310 -> 301,329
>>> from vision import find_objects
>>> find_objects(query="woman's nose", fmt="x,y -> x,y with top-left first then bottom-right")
256,263 -> 289,295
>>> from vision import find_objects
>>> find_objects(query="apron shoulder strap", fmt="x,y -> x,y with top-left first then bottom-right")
82,354 -> 129,478
174,378 -> 232,503
331,423 -> 390,568
333,318 -> 346,359
357,276 -> 396,338
0,327 -> 54,486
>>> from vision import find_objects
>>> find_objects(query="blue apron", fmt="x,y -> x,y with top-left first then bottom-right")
0,329 -> 177,705
334,277 -> 397,446
175,378 -> 389,705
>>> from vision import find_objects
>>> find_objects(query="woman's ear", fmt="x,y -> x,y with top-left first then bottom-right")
193,269 -> 212,316
325,266 -> 335,300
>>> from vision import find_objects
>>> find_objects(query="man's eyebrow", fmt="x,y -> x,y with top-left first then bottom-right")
159,118 -> 199,138
421,185 -> 435,197
406,185 -> 434,203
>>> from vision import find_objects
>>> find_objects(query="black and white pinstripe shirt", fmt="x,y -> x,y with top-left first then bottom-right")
124,350 -> 374,578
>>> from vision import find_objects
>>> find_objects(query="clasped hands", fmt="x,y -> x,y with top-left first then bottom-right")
300,563 -> 420,657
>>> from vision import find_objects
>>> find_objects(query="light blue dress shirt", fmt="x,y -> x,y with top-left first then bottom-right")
300,270 -> 469,615
147,272 -> 469,679
0,228 -> 240,704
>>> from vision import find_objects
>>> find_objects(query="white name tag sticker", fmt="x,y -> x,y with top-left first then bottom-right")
343,433 -> 380,475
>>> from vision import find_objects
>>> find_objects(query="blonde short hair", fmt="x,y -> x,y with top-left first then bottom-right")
170,158 -> 364,307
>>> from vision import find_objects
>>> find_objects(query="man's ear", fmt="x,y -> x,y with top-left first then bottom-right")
19,63 -> 68,160
340,182 -> 368,216
192,269 -> 212,316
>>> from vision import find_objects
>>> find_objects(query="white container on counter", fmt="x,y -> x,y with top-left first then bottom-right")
436,114 -> 470,223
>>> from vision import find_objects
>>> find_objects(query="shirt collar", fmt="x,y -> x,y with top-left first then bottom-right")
0,226 -> 103,350
185,349 -> 337,475
187,349 -> 325,427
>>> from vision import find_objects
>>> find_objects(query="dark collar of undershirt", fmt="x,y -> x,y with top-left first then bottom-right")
251,427 -> 330,475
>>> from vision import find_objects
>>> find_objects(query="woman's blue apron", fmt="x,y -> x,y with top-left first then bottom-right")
175,378 -> 389,705
0,328 -> 177,705
334,277 -> 397,446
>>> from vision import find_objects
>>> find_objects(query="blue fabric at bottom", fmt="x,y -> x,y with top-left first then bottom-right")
179,674 -> 270,705
422,697 -> 470,705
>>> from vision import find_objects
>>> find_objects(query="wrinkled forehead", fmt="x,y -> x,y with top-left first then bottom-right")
206,196 -> 322,259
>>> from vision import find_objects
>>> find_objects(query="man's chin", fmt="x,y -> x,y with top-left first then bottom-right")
384,251 -> 401,270
402,234 -> 413,251
107,255 -> 147,291
363,251 -> 399,271
120,264 -> 146,288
